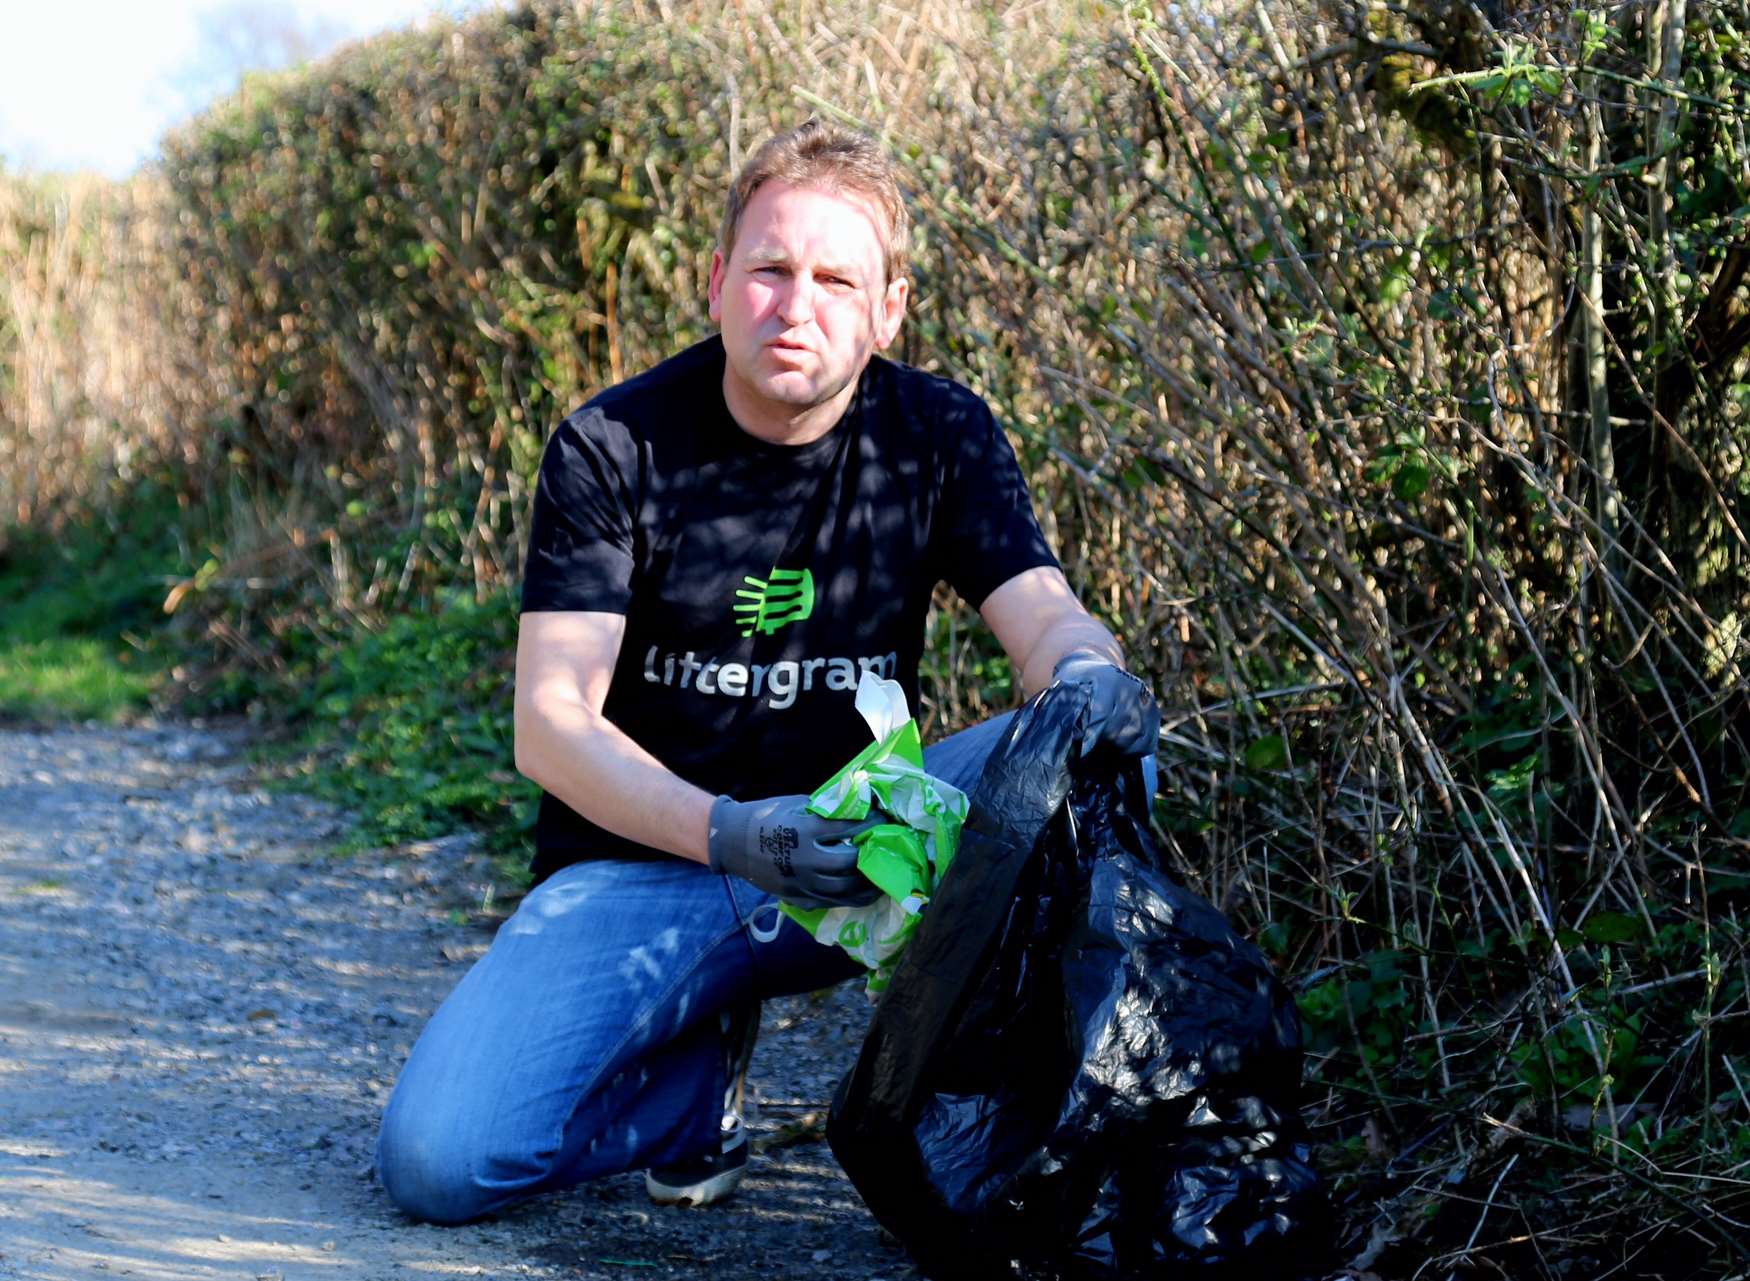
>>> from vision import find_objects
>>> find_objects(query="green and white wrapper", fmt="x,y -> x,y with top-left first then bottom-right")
780,670 -> 969,995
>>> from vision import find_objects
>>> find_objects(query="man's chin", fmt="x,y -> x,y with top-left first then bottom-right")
723,358 -> 857,422
750,372 -> 833,408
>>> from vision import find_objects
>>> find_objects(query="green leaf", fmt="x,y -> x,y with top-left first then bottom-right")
1581,911 -> 1644,944
1486,752 -> 1540,798
1378,259 -> 1413,306
1245,734 -> 1289,770
1364,452 -> 1398,487
1392,459 -> 1430,501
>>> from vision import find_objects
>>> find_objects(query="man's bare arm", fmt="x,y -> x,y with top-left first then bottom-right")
979,566 -> 1127,694
513,610 -> 714,863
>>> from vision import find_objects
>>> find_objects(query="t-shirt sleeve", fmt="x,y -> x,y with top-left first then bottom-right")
519,407 -> 639,615
936,392 -> 1061,610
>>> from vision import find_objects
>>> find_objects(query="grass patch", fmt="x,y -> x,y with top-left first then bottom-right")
0,636 -> 156,723
0,486 -> 191,723
257,587 -> 537,881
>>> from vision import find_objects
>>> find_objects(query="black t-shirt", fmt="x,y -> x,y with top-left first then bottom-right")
519,335 -> 1058,882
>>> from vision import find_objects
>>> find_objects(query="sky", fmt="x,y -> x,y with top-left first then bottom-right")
0,0 -> 493,178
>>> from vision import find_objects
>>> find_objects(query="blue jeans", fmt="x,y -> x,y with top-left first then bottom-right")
376,712 -> 1041,1224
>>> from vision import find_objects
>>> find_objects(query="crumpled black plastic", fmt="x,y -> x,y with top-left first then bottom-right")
828,682 -> 1326,1279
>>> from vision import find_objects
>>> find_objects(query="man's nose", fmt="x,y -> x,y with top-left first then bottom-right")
776,276 -> 817,326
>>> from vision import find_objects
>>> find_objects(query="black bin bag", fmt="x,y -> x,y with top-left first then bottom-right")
828,683 -> 1325,1279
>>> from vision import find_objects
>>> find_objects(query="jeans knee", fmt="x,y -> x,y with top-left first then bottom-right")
375,1109 -> 509,1225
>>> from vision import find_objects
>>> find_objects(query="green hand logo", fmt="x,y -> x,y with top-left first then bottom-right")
734,567 -> 816,637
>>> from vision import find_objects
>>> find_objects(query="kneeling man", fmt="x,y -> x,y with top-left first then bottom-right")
374,117 -> 1157,1223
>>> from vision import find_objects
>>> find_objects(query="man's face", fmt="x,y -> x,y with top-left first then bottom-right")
708,181 -> 907,428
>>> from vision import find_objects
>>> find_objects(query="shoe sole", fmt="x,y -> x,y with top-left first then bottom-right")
645,1164 -> 747,1207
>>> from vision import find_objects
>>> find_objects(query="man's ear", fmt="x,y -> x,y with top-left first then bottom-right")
874,276 -> 909,350
707,248 -> 726,322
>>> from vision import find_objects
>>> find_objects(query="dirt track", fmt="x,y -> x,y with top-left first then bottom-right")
0,720 -> 911,1280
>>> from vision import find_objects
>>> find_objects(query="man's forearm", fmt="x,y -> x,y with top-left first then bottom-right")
514,698 -> 715,863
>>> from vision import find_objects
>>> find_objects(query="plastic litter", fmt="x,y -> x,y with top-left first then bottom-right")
828,681 -> 1326,1278
782,671 -> 969,994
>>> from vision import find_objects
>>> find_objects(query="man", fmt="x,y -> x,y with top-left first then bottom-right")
374,118 -> 1157,1225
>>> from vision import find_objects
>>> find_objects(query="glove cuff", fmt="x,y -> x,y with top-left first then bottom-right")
1053,649 -> 1116,680
705,794 -> 744,875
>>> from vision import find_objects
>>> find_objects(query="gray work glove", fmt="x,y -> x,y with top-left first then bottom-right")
708,794 -> 885,909
1052,652 -> 1160,759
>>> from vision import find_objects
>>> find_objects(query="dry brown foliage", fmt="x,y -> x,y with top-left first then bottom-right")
0,176 -> 190,526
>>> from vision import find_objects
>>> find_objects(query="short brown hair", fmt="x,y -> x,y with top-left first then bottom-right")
719,117 -> 909,284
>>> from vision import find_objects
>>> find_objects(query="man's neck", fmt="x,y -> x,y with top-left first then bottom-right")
720,372 -> 857,447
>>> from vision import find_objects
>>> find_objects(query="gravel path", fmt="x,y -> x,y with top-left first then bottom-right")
0,720 -> 912,1280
